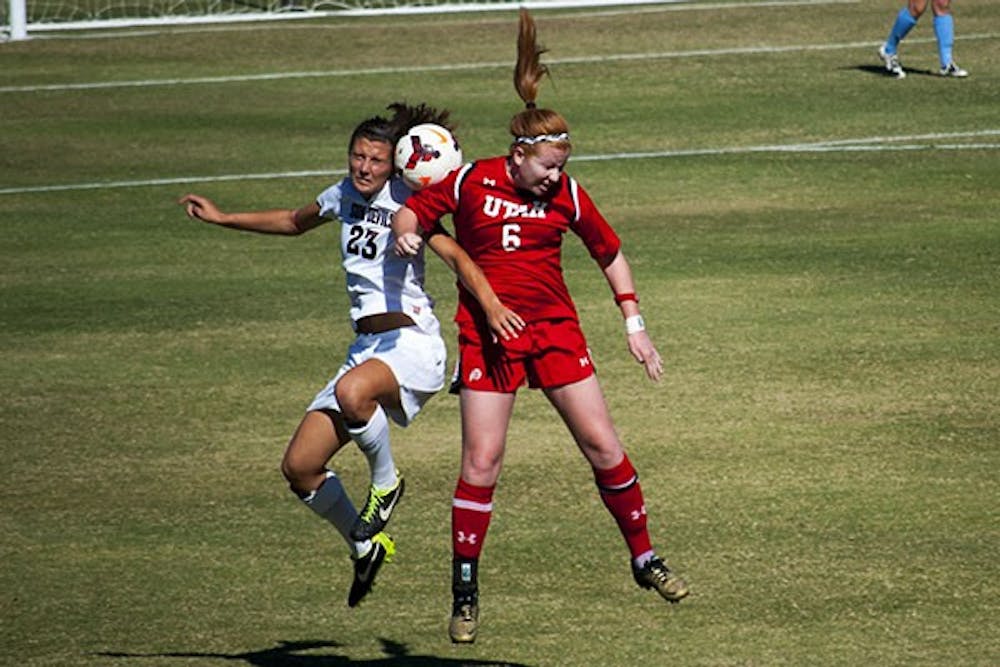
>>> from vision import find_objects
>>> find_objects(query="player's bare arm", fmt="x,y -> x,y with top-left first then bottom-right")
391,206 -> 424,256
392,206 -> 522,338
179,194 -> 325,235
602,250 -> 663,382
425,233 -> 525,341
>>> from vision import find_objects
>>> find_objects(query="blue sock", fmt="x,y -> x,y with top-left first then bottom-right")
885,6 -> 919,54
934,14 -> 955,67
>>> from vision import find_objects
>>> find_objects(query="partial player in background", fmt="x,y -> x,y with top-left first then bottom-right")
394,9 -> 689,644
178,102 -> 520,608
878,0 -> 968,78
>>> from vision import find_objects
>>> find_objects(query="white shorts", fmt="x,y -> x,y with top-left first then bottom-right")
307,325 -> 447,427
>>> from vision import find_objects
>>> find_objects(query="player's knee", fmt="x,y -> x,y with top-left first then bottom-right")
280,450 -> 317,490
333,381 -> 376,424
279,453 -> 301,485
909,0 -> 930,17
462,449 -> 504,483
580,438 -> 625,470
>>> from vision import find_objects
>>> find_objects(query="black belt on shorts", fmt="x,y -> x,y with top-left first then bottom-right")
355,312 -> 416,334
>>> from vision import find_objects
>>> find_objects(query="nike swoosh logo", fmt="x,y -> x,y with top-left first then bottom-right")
378,494 -> 399,522
356,547 -> 380,584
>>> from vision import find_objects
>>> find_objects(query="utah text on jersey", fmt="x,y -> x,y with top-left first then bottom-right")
482,194 -> 548,220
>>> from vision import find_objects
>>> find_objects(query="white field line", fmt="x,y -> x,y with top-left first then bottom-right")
3,32 -> 997,94
13,0 -> 860,40
0,170 -> 348,195
2,131 -> 997,196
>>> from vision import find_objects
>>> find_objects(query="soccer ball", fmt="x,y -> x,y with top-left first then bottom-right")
395,123 -> 463,190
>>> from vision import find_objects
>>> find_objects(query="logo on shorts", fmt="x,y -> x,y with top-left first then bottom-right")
468,368 -> 484,383
579,355 -> 591,367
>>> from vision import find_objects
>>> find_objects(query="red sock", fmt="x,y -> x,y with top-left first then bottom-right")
594,455 -> 653,560
452,478 -> 494,560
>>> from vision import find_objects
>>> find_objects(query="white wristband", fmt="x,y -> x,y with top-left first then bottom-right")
625,314 -> 645,335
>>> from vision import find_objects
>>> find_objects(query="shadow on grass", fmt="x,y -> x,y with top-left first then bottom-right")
853,63 -> 939,77
97,637 -> 531,666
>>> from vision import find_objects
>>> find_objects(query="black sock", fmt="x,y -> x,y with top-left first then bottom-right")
452,557 -> 479,601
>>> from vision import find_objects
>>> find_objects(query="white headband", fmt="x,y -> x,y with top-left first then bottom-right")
515,132 -> 570,145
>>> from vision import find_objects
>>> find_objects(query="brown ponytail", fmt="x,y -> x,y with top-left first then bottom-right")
510,9 -> 571,154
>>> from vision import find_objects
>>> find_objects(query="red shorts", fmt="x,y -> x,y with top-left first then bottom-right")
451,318 -> 595,393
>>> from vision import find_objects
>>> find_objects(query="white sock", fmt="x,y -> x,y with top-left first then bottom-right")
300,470 -> 370,557
348,406 -> 398,489
633,549 -> 655,569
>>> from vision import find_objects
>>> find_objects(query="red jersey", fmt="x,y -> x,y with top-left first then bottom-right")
406,155 -> 621,327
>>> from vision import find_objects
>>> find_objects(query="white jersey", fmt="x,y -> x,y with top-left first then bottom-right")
316,176 -> 439,334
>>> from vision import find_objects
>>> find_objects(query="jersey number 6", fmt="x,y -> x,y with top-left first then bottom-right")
501,223 -> 521,253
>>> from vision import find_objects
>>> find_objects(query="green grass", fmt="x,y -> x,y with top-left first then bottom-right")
2,1 -> 999,665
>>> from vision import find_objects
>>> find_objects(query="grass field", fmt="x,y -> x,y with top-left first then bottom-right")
2,1 -> 999,665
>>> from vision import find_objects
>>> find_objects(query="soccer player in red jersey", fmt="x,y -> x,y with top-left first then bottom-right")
393,9 -> 689,644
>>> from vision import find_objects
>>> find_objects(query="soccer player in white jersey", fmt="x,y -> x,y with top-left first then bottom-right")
179,103 -> 522,608
877,0 -> 968,79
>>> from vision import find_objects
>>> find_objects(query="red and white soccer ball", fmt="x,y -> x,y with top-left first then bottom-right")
395,123 -> 463,190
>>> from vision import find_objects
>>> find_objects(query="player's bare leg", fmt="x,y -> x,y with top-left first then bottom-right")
546,376 -> 689,602
281,409 -> 393,606
335,359 -> 407,541
449,389 -> 515,643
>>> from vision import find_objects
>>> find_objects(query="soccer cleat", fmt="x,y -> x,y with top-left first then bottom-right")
449,593 -> 480,643
350,474 -> 405,541
939,62 -> 969,78
632,556 -> 690,603
450,557 -> 479,643
347,532 -> 395,608
877,44 -> 906,79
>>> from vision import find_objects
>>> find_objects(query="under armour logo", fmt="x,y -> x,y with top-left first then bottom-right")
457,531 -> 478,545
629,505 -> 648,522
579,356 -> 591,367
483,177 -> 496,187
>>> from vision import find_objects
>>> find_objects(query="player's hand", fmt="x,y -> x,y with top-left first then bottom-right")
178,193 -> 222,223
484,302 -> 525,341
627,330 -> 663,381
394,232 -> 424,257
